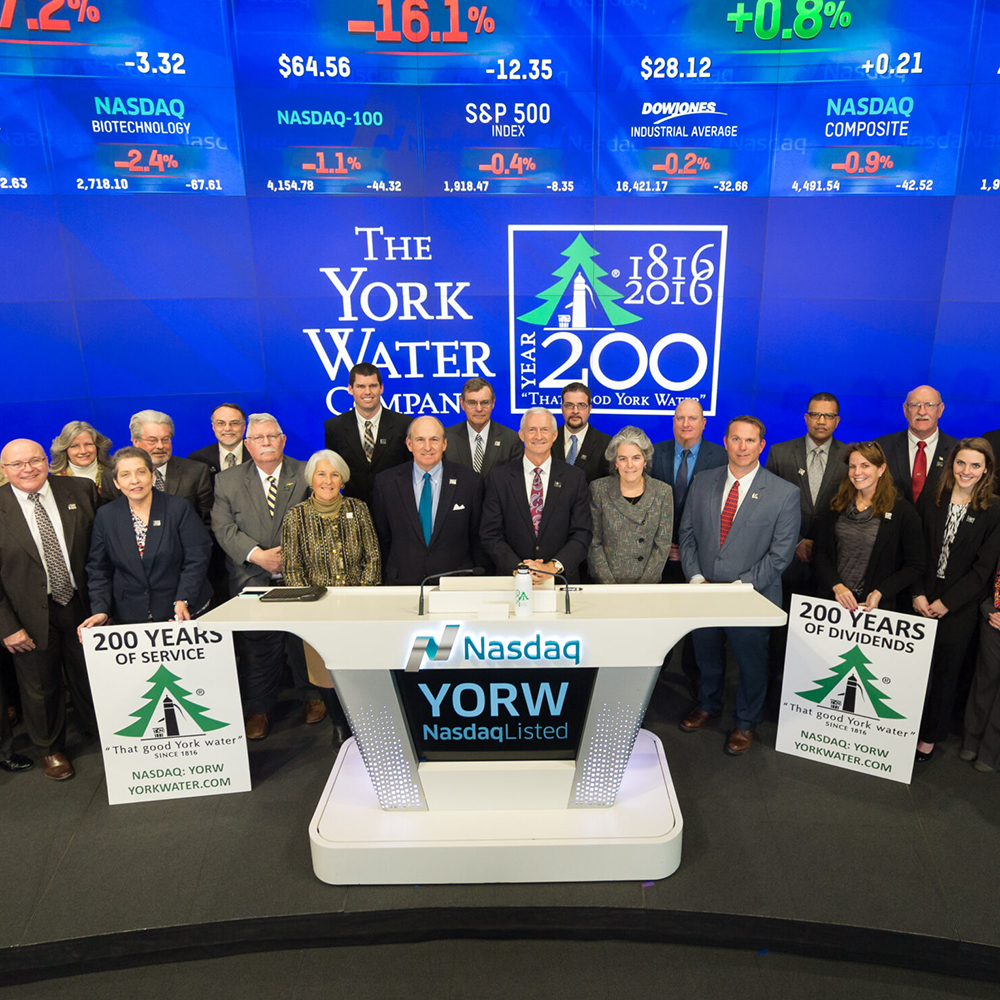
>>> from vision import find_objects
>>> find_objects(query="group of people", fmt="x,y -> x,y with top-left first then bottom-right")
2,368 -> 1000,782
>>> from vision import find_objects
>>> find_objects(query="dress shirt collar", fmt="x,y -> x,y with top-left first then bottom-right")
412,461 -> 443,487
805,436 -> 832,457
523,454 -> 552,476
467,421 -> 491,449
255,462 -> 284,487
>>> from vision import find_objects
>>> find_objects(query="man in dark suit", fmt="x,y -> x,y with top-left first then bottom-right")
323,363 -> 410,507
188,403 -> 251,476
481,408 -> 593,584
876,385 -> 956,506
550,382 -> 612,485
212,414 -> 320,739
0,439 -> 99,779
371,416 -> 485,585
130,409 -> 213,527
444,378 -> 522,479
678,417 -> 800,755
765,392 -> 850,592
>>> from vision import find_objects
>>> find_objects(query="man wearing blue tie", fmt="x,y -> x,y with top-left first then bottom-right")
678,416 -> 800,755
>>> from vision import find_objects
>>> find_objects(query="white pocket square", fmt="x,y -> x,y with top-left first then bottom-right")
452,503 -> 465,511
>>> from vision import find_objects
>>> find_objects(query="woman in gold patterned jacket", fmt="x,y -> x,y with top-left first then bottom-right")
281,448 -> 381,748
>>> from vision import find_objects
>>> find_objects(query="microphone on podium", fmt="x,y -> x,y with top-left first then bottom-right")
518,564 -> 574,616
418,567 -> 485,616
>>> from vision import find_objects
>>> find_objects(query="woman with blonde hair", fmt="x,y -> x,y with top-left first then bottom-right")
50,420 -> 115,500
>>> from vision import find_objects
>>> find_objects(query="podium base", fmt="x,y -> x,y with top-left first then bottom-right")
309,730 -> 683,884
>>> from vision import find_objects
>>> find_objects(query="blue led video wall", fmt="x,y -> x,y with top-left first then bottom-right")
2,0 -> 999,460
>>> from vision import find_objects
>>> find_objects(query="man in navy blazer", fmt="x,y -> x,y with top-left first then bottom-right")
678,416 -> 800,755
481,408 -> 592,584
371,417 -> 485,586
876,385 -> 956,506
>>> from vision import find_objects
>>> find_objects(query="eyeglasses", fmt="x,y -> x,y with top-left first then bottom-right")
247,434 -> 283,444
213,419 -> 245,428
562,402 -> 591,411
806,412 -> 838,419
1,457 -> 47,471
905,401 -> 942,411
463,399 -> 494,409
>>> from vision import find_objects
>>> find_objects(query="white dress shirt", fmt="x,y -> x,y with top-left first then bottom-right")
11,479 -> 78,593
355,407 -> 383,446
218,442 -> 244,469
907,428 -> 939,472
522,455 -> 552,507
563,424 -> 588,456
467,420 -> 491,454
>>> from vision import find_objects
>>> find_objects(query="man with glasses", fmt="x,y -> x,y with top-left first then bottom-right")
444,378 -> 522,479
877,386 -> 956,505
212,414 -> 321,739
130,409 -> 213,527
0,439 -> 99,779
550,382 -> 612,485
188,403 -> 251,477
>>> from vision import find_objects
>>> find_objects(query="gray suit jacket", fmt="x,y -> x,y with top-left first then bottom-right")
678,464 -> 801,607
211,457 -> 309,594
765,436 -> 849,541
587,476 -> 673,584
444,420 -> 522,478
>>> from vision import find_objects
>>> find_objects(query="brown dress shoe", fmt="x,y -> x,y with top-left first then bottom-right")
40,752 -> 74,780
680,707 -> 720,732
245,712 -> 273,740
304,698 -> 327,724
724,727 -> 754,755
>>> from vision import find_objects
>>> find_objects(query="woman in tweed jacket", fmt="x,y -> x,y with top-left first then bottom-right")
588,427 -> 673,584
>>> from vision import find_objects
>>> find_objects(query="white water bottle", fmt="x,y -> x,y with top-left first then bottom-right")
514,565 -> 533,617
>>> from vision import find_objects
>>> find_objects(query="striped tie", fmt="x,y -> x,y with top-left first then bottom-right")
566,434 -> 579,465
266,475 -> 277,517
720,480 -> 739,546
363,420 -> 375,463
473,434 -> 484,474
27,494 -> 75,605
530,467 -> 544,536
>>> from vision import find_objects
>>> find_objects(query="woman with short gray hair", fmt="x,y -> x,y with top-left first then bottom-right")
587,427 -> 672,584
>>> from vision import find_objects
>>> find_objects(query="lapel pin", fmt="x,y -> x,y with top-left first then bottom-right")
379,438 -> 387,445
885,511 -> 893,520
967,515 -> 976,523
449,478 -> 457,485
797,468 -> 805,476
152,520 -> 161,526
751,493 -> 759,499
346,511 -> 354,518
554,481 -> 561,488
68,503 -> 77,510
493,440 -> 500,446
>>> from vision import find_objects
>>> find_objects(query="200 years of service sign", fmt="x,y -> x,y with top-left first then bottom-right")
83,623 -> 251,805
776,595 -> 936,785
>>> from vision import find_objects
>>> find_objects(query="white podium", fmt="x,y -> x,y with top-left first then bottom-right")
203,582 -> 785,884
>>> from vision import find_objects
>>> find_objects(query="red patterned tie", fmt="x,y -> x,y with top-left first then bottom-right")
720,480 -> 739,546
530,467 -> 543,536
912,440 -> 927,501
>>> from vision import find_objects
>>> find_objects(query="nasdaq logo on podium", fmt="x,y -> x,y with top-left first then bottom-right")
404,623 -> 584,671
508,224 -> 727,416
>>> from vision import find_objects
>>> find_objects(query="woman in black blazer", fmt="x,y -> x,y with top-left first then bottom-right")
79,447 -> 212,629
912,439 -> 1000,762
814,441 -> 924,613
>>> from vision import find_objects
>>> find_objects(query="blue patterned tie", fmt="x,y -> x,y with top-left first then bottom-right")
419,472 -> 433,544
566,434 -> 579,465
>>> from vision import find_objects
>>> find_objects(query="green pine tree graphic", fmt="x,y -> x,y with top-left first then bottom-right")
116,665 -> 228,737
518,233 -> 641,327
796,644 -> 905,720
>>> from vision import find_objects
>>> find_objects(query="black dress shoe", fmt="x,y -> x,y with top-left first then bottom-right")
1,753 -> 33,773
915,746 -> 935,762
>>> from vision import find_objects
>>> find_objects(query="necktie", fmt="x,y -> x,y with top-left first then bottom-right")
674,448 -> 691,510
27,494 -> 75,605
720,480 -> 739,546
266,475 -> 277,517
473,434 -> 484,474
419,471 -> 433,544
566,435 -> 579,465
808,446 -> 825,504
153,468 -> 165,491
225,452 -> 236,469
530,467 -> 544,536
363,420 -> 375,463
912,440 -> 928,502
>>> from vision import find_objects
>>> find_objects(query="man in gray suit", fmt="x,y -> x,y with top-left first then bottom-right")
678,416 -> 800,755
445,378 -> 522,478
212,413 -> 321,739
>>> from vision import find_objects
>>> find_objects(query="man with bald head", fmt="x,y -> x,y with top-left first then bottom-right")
877,385 -> 957,506
0,439 -> 99,779
371,416 -> 485,585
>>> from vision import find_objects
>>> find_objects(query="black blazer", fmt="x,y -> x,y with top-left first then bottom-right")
650,437 -> 728,542
371,460 -> 485,585
876,430 -> 958,505
914,499 -> 1000,613
552,425 -> 613,484
188,443 -> 252,477
324,407 -> 410,506
87,491 -> 213,625
765,436 -> 850,541
444,420 -> 522,478
814,500 -> 924,611
481,458 -> 593,582
158,455 -> 214,528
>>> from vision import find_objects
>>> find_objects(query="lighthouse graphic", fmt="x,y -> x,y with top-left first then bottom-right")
796,645 -> 905,721
517,233 -> 641,331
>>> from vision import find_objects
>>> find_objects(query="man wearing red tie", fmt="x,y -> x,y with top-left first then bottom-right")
876,385 -> 957,507
677,417 -> 800,755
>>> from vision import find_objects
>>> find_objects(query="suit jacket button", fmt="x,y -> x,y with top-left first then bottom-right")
638,538 -> 645,544
637,555 -> 644,561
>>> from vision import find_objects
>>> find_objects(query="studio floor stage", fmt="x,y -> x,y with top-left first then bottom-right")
1,670 -> 998,989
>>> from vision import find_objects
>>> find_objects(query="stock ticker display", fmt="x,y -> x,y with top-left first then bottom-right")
2,0 -> 999,455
